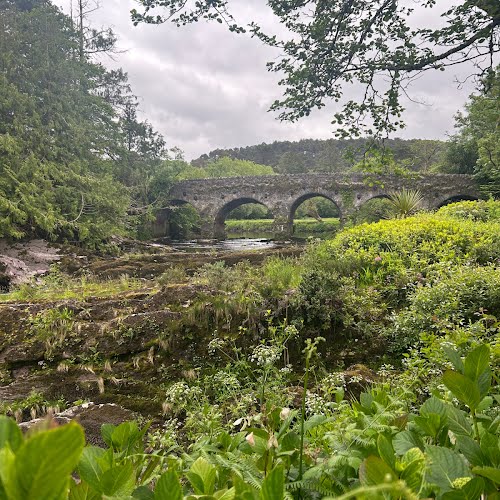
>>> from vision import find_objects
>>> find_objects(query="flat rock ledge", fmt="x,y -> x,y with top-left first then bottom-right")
18,402 -> 138,446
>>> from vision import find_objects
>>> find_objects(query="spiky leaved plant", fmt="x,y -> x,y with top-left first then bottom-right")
387,188 -> 423,219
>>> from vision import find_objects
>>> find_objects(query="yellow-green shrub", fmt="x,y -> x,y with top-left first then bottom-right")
437,199 -> 500,222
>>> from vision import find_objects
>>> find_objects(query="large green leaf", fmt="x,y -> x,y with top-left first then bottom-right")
414,414 -> 445,439
260,465 -> 284,500
14,421 -> 85,500
425,445 -> 471,493
480,432 -> 500,466
0,446 -> 17,499
464,345 -> 490,393
69,480 -> 101,500
0,417 -> 22,453
101,424 -> 115,448
420,397 -> 448,417
472,466 -> 500,484
280,431 -> 300,452
442,371 -> 481,411
443,346 -> 464,374
441,477 -> 484,500
187,457 -> 216,495
78,446 -> 108,492
214,488 -> 235,500
109,422 -> 140,453
132,486 -> 155,500
155,470 -> 182,500
455,435 -> 486,467
99,463 -> 136,497
377,435 -> 396,470
233,475 -> 258,500
393,431 -> 424,455
359,456 -> 396,486
400,458 -> 424,492
446,406 -> 472,436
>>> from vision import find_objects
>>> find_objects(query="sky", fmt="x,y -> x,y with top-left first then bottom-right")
54,0 -> 481,161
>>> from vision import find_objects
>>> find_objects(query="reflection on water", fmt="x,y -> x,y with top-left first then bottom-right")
152,237 -> 287,253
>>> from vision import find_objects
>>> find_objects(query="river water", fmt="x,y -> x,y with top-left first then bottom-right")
152,236 -> 301,253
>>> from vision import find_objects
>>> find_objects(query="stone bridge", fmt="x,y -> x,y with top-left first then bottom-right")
165,173 -> 481,238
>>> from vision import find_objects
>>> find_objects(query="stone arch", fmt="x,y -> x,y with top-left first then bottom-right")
350,194 -> 395,224
214,197 -> 273,239
358,193 -> 391,205
289,192 -> 342,232
436,194 -> 480,209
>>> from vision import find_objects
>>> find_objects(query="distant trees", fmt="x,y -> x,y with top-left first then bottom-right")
179,157 -> 274,179
192,138 -> 447,175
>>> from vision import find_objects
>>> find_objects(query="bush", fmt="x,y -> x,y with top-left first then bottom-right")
306,214 -> 500,298
391,265 -> 500,354
258,256 -> 302,299
436,199 -> 500,222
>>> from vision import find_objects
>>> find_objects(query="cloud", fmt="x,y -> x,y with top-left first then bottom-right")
54,0 -> 478,160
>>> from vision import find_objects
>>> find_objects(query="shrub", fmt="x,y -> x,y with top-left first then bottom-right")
437,199 -> 500,222
258,256 -> 302,299
391,265 -> 500,354
305,214 -> 500,297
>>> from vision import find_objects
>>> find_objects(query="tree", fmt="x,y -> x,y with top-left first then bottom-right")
0,1 -> 173,246
131,0 -> 500,138
179,157 -> 275,179
276,151 -> 309,174
441,67 -> 499,196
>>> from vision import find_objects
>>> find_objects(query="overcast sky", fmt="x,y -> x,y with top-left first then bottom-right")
54,0 -> 481,160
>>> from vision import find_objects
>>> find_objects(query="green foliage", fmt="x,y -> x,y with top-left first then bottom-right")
436,199 -> 500,222
386,189 -> 423,219
0,340 -> 498,499
295,197 -> 340,219
225,218 -> 340,236
295,207 -> 500,357
179,157 -> 274,180
0,271 -> 147,303
0,1 -> 177,246
305,213 -> 500,301
193,138 -> 446,174
0,418 -> 84,499
391,266 -> 500,354
258,257 -> 301,298
443,67 -> 500,197
0,3 -> 129,245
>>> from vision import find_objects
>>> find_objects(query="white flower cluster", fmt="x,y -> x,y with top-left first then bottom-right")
208,338 -> 226,354
322,372 -> 347,389
305,391 -> 330,416
284,324 -> 299,339
165,381 -> 202,408
211,370 -> 240,392
377,364 -> 395,378
250,344 -> 281,367
147,418 -> 181,451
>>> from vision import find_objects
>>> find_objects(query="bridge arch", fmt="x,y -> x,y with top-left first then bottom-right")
289,193 -> 342,232
352,194 -> 394,224
436,194 -> 480,208
214,197 -> 273,239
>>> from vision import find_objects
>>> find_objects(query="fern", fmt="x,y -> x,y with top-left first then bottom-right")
212,452 -> 263,490
286,479 -> 338,497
